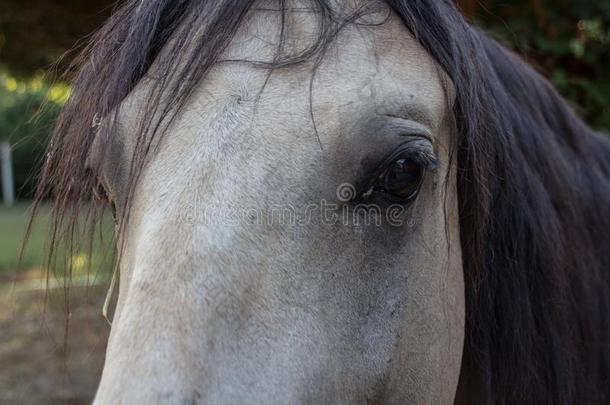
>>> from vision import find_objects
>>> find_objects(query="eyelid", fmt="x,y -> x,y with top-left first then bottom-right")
379,137 -> 439,172
380,116 -> 433,140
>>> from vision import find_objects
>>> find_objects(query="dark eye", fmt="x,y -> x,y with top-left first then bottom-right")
358,138 -> 437,204
379,158 -> 424,199
92,175 -> 117,222
363,157 -> 425,202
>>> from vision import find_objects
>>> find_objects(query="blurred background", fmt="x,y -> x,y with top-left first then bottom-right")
0,0 -> 608,403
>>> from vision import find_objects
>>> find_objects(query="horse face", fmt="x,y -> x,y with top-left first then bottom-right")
95,5 -> 464,404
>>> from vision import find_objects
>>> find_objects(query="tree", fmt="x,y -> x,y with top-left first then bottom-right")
0,72 -> 67,199
0,0 -> 117,78
456,0 -> 610,131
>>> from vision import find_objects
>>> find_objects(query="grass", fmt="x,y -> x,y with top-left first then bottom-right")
0,202 -> 114,284
0,202 -> 45,277
0,202 -> 110,405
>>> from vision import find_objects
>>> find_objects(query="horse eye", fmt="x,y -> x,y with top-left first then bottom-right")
369,158 -> 424,201
92,178 -> 117,222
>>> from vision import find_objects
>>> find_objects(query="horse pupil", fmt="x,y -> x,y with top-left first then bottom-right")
382,158 -> 422,199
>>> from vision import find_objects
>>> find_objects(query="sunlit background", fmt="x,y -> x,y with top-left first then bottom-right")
0,1 -> 608,403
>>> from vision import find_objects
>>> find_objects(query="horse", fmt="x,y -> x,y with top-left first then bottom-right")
31,0 -> 610,403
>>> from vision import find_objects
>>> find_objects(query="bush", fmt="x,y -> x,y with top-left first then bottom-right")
458,0 -> 610,132
0,72 -> 68,199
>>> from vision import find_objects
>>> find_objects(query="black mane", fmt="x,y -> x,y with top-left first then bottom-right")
32,1 -> 610,403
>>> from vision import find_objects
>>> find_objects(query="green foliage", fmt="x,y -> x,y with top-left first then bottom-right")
459,0 -> 610,132
0,72 -> 68,199
0,0 -> 115,78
